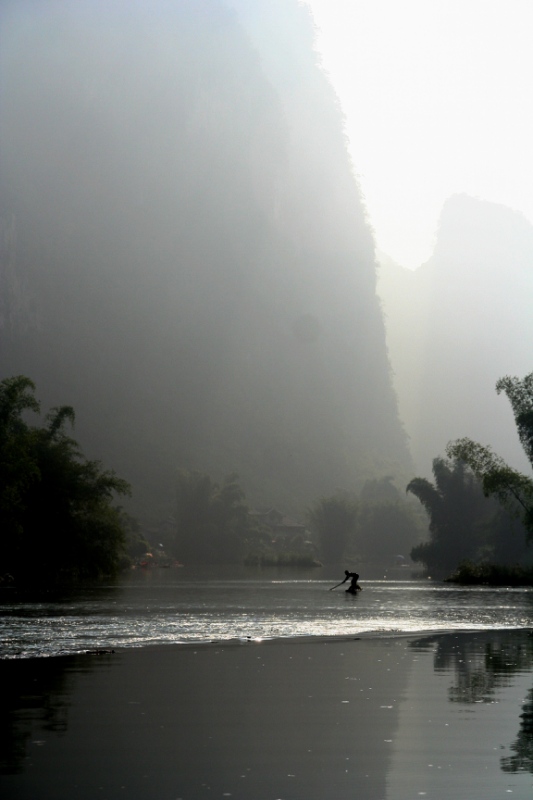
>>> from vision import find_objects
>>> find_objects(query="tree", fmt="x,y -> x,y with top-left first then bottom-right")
308,495 -> 357,563
355,500 -> 422,564
0,375 -> 130,583
359,475 -> 400,504
446,372 -> 533,539
173,470 -> 252,563
353,476 -> 423,563
406,457 -> 499,574
117,507 -> 151,561
496,373 -> 533,467
0,376 -> 41,542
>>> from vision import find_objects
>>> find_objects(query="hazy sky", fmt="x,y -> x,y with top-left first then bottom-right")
305,0 -> 533,269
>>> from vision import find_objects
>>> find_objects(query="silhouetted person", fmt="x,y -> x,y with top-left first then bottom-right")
329,570 -> 362,592
340,570 -> 361,593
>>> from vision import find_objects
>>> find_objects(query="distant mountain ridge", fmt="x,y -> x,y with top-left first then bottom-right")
0,0 -> 411,522
378,193 -> 533,476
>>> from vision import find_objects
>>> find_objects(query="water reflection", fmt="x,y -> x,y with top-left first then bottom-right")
502,686 -> 533,773
0,653 -> 105,775
1,629 -> 533,798
409,630 -> 533,774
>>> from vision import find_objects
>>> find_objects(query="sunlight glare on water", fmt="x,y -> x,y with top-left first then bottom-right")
1,569 -> 532,658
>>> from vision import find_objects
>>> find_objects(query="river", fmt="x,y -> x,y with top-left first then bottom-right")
2,566 -> 533,658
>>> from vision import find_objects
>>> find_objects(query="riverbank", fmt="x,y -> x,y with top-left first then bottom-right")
2,630 -> 532,799
446,562 -> 533,586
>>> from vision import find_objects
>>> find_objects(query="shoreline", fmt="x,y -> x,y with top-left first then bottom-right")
3,623 -> 533,661
89,622 -> 533,654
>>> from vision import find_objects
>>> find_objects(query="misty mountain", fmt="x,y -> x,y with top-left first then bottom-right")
378,193 -> 533,477
1,0 -> 410,523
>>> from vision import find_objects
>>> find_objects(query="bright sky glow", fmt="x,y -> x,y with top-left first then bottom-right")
305,0 -> 533,269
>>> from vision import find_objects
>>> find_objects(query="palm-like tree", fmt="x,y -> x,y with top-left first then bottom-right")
407,457 -> 493,574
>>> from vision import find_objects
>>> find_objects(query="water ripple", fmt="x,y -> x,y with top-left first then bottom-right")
1,572 -> 532,658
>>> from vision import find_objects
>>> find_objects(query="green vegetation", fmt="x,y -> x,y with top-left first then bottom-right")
0,376 -> 130,585
406,457 -> 529,575
306,479 -> 423,566
446,561 -> 533,587
446,373 -> 533,540
172,471 -> 322,566
0,377 -> 433,581
407,372 -> 533,580
173,470 -> 255,564
308,495 -> 357,564
354,501 -> 422,563
117,507 -> 152,563
354,476 -> 423,563
243,552 -> 320,568
407,458 -> 490,574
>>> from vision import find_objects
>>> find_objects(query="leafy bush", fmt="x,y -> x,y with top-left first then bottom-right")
446,561 -> 533,587
0,376 -> 130,584
308,495 -> 357,564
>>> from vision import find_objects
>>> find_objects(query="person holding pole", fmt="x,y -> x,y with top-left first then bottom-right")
329,570 -> 362,594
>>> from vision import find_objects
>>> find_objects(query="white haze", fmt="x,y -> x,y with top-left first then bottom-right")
1,0 -> 532,501
306,0 -> 533,478
306,0 -> 533,270
0,0 -> 412,517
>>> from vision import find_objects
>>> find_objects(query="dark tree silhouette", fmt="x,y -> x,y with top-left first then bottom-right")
407,457 -> 496,574
447,371 -> 533,539
308,495 -> 357,564
0,376 -> 130,584
173,470 -> 252,563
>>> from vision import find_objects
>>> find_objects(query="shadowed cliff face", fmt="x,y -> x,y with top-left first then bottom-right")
0,0 -> 410,521
378,194 -> 533,477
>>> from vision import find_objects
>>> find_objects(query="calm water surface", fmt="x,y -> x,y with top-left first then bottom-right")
1,566 -> 533,658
